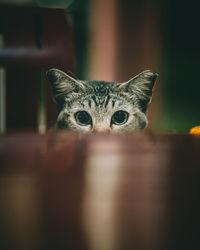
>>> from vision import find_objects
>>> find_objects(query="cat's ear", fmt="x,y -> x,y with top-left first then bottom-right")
119,70 -> 158,98
119,70 -> 158,112
46,68 -> 85,108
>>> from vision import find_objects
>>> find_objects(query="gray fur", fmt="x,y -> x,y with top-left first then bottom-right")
47,68 -> 158,133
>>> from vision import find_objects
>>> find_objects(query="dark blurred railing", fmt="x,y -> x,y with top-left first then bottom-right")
0,5 -> 75,133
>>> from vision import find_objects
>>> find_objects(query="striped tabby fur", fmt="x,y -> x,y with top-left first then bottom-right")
47,69 -> 158,133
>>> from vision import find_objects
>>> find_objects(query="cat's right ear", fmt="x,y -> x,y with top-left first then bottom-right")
46,68 -> 85,108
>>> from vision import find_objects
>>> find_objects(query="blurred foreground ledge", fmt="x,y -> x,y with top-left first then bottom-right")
0,132 -> 200,250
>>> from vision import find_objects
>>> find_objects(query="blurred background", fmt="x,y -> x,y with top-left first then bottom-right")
0,0 -> 200,133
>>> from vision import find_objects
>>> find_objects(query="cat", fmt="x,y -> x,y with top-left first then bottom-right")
47,68 -> 158,133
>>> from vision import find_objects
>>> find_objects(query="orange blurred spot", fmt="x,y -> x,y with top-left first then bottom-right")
190,126 -> 200,135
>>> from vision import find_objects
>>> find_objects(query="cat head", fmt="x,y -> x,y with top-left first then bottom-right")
47,68 -> 158,133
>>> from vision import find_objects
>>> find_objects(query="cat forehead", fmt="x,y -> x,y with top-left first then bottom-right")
84,80 -> 116,93
67,80 -> 136,107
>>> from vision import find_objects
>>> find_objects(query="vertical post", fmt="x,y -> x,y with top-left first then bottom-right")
33,12 -> 46,134
87,0 -> 119,81
0,33 -> 6,133
37,70 -> 46,134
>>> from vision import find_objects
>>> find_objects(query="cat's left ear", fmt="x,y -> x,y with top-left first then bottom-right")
46,68 -> 85,109
119,70 -> 158,111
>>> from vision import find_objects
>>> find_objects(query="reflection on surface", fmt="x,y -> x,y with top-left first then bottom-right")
1,133 -> 200,250
82,135 -> 170,250
83,139 -> 122,250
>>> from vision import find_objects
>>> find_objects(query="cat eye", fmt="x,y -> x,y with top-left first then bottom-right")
75,111 -> 92,126
111,110 -> 129,125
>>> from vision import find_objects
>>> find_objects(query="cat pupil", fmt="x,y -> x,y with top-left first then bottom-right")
75,111 -> 92,126
112,110 -> 129,125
